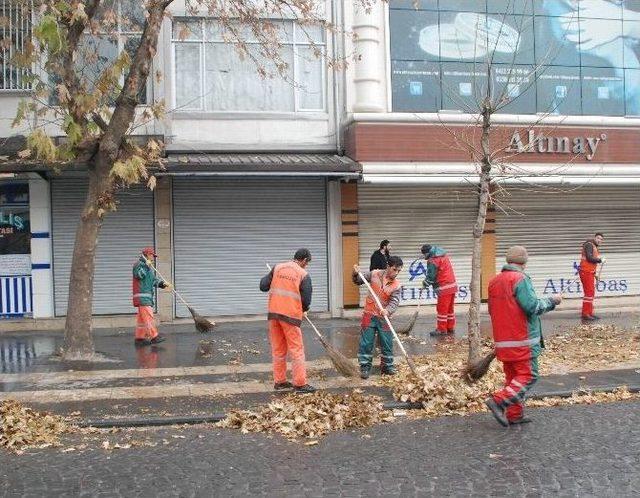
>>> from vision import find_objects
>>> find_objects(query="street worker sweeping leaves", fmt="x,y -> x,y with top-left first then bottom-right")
485,246 -> 562,427
579,232 -> 606,323
132,247 -> 171,347
260,249 -> 316,394
421,244 -> 458,337
352,257 -> 403,379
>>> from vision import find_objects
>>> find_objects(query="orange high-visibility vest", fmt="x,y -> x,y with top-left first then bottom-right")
268,261 -> 307,324
363,270 -> 401,317
579,240 -> 600,274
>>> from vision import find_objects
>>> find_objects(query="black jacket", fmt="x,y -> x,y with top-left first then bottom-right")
369,250 -> 389,271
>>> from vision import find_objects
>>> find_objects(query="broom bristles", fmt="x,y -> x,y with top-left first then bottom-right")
188,306 -> 216,334
325,343 -> 360,378
462,351 -> 496,384
396,310 -> 419,335
314,333 -> 359,378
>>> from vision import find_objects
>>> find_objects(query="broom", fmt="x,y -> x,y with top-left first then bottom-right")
395,259 -> 422,335
266,264 -> 358,378
461,351 -> 496,384
305,315 -> 359,378
357,271 -> 420,377
145,259 -> 216,333
266,264 -> 358,377
395,301 -> 420,335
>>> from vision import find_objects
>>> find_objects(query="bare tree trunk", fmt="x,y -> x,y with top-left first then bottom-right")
62,165 -> 112,360
467,173 -> 490,365
467,100 -> 493,365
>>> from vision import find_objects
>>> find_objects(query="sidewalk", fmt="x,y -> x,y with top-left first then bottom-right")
0,310 -> 638,423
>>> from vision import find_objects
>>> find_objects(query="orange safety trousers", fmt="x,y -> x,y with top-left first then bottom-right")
436,293 -> 456,332
135,306 -> 159,341
268,319 -> 307,387
579,270 -> 596,317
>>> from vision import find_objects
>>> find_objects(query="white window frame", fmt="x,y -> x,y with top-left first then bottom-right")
171,17 -> 327,115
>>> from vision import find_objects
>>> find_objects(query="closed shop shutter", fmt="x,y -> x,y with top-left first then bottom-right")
172,178 -> 329,317
496,186 -> 640,300
52,178 -> 155,315
358,185 -> 477,305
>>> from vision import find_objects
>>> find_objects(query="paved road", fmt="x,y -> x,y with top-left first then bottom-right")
2,400 -> 639,497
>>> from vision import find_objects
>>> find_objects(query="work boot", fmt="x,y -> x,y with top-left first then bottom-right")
509,417 -> 533,425
446,329 -> 456,335
581,315 -> 599,322
429,330 -> 447,337
360,365 -> 371,380
484,398 -> 509,427
134,338 -> 152,347
274,381 -> 294,390
150,335 -> 166,344
294,384 -> 317,394
381,365 -> 397,376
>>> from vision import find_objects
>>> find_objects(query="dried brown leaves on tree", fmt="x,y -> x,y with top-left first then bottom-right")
1,400 -> 70,453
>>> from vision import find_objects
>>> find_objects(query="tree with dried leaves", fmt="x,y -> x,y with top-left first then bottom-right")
8,0 -> 354,361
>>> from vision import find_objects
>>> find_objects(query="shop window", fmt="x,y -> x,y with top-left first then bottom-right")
0,0 -> 32,91
172,18 -> 326,113
0,182 -> 30,275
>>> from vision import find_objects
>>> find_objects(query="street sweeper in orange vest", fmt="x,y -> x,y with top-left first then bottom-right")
578,232 -> 605,322
260,248 -> 316,394
484,246 -> 562,427
352,256 -> 404,379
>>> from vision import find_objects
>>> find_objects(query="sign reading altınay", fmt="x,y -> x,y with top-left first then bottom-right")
0,183 -> 30,276
505,131 -> 608,161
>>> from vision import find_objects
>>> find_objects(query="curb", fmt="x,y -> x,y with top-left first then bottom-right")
76,384 -> 640,429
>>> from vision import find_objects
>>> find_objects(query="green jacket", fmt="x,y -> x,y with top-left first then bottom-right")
424,246 -> 446,286
132,257 -> 165,307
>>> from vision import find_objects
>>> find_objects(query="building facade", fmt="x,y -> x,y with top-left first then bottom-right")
1,0 -> 638,322
342,0 -> 640,308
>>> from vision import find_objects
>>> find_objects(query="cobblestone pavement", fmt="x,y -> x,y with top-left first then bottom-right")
2,400 -> 640,497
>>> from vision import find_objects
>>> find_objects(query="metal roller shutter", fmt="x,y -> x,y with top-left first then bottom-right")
496,186 -> 640,299
358,185 -> 477,305
172,178 -> 329,317
52,178 -> 155,315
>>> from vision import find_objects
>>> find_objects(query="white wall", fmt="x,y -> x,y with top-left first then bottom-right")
28,175 -> 54,318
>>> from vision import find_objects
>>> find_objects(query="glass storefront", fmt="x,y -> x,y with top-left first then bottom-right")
390,0 -> 640,116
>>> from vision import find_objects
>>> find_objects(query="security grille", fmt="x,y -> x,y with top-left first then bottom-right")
0,0 -> 32,91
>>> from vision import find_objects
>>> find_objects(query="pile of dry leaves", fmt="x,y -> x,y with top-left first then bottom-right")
1,400 -> 70,453
381,323 -> 640,418
539,324 -> 640,374
379,342 -> 502,417
219,389 -> 393,441
530,386 -> 640,408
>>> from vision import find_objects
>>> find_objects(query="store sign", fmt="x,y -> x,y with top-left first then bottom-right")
404,258 -> 469,301
542,261 -> 629,295
506,131 -> 607,161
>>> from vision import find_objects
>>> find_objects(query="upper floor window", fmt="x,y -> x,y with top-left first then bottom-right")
172,18 -> 326,113
0,0 -> 32,91
77,0 -> 150,104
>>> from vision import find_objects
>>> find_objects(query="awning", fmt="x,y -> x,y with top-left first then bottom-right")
361,162 -> 640,186
161,153 -> 360,178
